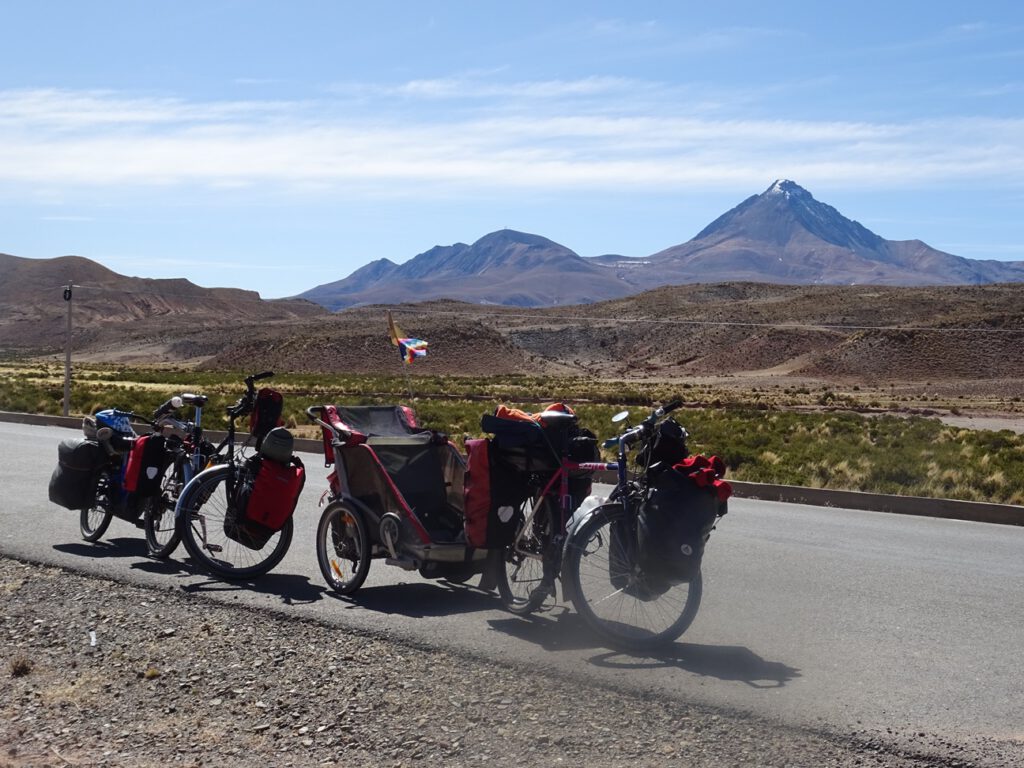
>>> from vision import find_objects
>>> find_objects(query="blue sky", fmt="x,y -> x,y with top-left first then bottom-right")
2,2 -> 1022,298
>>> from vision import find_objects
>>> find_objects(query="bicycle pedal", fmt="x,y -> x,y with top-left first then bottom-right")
529,583 -> 555,604
206,544 -> 223,554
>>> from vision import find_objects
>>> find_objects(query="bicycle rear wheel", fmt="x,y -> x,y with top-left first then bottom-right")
177,465 -> 293,579
497,495 -> 555,615
564,505 -> 703,651
80,468 -> 115,542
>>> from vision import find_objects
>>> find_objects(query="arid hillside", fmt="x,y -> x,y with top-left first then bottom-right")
4,254 -> 1022,393
0,252 -> 325,358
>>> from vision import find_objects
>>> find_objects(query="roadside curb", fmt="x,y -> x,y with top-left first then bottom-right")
7,410 -> 1021,527
725,480 -> 1022,526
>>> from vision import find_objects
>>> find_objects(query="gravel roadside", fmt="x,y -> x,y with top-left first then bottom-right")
1,556 -> 1018,767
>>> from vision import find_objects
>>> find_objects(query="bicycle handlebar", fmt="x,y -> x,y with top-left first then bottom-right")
613,398 -> 684,450
111,409 -> 162,432
245,370 -> 275,388
227,371 -> 275,419
657,399 -> 682,416
152,395 -> 184,421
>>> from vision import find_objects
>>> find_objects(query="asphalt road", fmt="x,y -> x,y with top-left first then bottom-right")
3,421 -> 1023,743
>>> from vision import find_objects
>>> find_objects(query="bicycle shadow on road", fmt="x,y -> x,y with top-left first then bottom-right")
321,581 -> 497,618
53,536 -> 150,560
176,568 -> 327,606
587,645 -> 801,689
487,608 -> 611,652
53,538 -> 328,605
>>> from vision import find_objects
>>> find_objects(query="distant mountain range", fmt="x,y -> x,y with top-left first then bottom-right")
299,180 -> 1024,309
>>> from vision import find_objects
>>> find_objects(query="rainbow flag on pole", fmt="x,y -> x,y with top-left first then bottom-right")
387,310 -> 428,364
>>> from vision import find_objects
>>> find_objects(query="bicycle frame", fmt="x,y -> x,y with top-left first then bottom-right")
505,439 -> 618,589
529,456 -> 619,537
173,372 -> 272,534
157,394 -> 211,487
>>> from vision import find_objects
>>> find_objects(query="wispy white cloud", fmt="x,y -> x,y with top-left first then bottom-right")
393,75 -> 641,100
0,86 -> 1021,200
0,88 -> 294,129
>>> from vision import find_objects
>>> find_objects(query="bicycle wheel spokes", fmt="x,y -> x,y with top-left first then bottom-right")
143,496 -> 179,558
80,468 -> 114,542
504,550 -> 546,601
497,497 -> 554,615
567,511 -> 702,651
143,466 -> 182,558
316,501 -> 370,595
179,466 -> 292,579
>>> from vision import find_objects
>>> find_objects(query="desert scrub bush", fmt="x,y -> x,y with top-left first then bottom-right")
678,408 -> 1024,504
9,655 -> 33,678
3,363 -> 1023,502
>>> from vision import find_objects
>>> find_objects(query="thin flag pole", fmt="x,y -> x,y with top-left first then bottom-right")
386,309 -> 429,401
402,360 -> 414,402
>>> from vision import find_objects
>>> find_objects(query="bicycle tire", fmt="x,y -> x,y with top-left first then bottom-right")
177,465 -> 293,579
564,504 -> 703,651
79,468 -> 115,542
496,495 -> 555,615
315,500 -> 371,595
143,460 -> 183,559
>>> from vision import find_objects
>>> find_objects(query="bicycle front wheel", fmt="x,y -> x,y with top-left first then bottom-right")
80,468 -> 115,542
177,465 -> 293,579
496,495 -> 555,615
564,505 -> 703,651
143,461 -> 182,559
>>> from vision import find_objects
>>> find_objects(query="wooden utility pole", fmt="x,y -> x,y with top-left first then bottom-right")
63,282 -> 73,417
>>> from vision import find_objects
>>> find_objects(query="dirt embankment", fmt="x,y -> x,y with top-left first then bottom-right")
3,556 -> 1021,767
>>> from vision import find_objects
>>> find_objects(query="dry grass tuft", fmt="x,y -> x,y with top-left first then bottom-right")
9,656 -> 33,678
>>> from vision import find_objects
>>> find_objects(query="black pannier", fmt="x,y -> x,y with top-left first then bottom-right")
480,414 -> 559,473
249,387 -> 284,448
49,438 -> 108,510
568,427 -> 599,503
636,417 -> 689,471
479,408 -> 599,520
637,456 -> 730,587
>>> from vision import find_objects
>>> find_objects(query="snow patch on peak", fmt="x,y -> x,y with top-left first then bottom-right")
766,179 -> 807,199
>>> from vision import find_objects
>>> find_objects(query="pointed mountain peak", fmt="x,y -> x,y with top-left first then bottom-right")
765,179 -> 811,199
694,179 -> 883,253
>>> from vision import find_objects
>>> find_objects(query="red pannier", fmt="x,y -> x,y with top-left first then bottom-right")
463,438 -> 528,549
122,434 -> 167,497
228,456 -> 305,550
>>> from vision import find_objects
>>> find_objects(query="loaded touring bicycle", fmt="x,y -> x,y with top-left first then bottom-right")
308,399 -> 730,650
